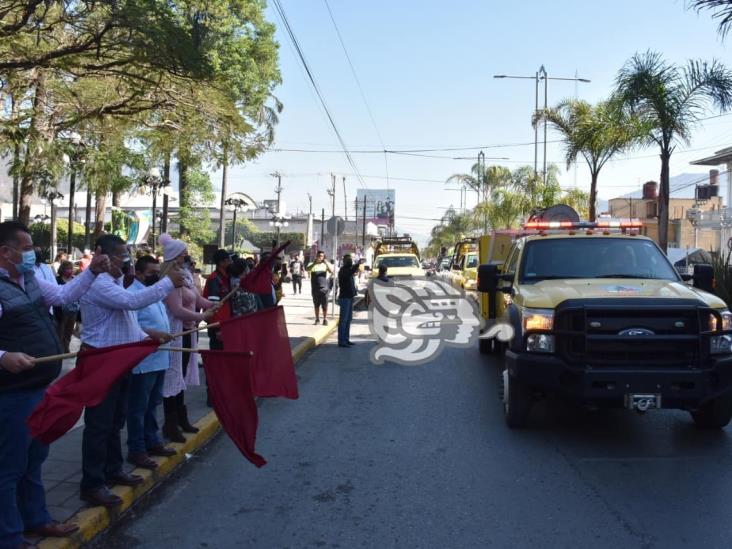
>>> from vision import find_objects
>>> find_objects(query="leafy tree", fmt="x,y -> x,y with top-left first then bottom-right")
533,99 -> 643,221
616,51 -> 732,251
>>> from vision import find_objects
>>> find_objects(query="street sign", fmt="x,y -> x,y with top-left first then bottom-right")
326,216 -> 346,236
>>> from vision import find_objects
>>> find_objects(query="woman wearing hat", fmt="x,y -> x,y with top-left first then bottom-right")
158,234 -> 218,441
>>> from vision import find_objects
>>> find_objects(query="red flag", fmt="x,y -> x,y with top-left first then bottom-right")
241,240 -> 291,294
201,350 -> 266,467
220,306 -> 298,399
28,340 -> 159,445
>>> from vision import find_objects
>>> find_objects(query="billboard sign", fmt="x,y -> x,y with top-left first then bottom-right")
356,189 -> 395,227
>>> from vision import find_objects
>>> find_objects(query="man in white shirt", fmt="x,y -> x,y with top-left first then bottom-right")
78,234 -> 184,508
0,221 -> 110,548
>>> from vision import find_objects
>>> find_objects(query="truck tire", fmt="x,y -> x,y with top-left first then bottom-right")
503,368 -> 532,429
691,394 -> 732,429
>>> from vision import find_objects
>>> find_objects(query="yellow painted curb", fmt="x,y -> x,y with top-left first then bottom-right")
38,319 -> 341,549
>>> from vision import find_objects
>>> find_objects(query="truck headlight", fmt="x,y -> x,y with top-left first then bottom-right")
522,308 -> 554,333
708,309 -> 732,332
527,334 -> 555,353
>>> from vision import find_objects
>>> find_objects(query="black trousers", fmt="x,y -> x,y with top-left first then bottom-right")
81,373 -> 130,491
208,328 -> 223,351
292,275 -> 302,293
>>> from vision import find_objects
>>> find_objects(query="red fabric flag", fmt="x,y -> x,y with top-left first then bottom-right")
241,240 -> 291,294
201,350 -> 266,467
28,340 -> 159,445
220,306 -> 298,399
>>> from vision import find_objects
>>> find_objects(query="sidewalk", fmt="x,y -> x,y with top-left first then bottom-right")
36,289 -> 339,547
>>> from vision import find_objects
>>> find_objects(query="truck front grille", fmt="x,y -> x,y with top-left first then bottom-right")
554,299 -> 708,369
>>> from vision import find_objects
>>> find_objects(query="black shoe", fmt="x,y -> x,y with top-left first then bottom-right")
347,341 -> 357,346
107,470 -> 144,487
80,486 -> 122,507
338,343 -> 349,348
314,319 -> 320,325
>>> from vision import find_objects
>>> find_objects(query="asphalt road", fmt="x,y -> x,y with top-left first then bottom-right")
97,308 -> 732,549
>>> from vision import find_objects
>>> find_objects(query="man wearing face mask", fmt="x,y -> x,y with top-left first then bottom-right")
125,255 -> 176,471
0,221 -> 110,548
337,254 -> 360,347
78,235 -> 184,508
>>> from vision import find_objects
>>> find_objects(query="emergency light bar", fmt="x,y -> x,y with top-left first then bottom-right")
522,219 -> 643,230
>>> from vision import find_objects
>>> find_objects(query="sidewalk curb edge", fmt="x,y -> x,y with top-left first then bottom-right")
38,318 -> 339,549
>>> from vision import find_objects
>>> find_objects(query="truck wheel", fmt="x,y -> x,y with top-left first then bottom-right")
479,337 -> 493,355
502,368 -> 532,429
691,394 -> 732,429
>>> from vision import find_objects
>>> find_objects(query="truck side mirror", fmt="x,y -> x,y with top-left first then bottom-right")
477,264 -> 498,293
693,264 -> 714,293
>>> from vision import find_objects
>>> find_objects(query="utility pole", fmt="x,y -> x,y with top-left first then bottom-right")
541,65 -> 548,184
342,176 -> 347,221
161,156 -> 170,234
362,196 -> 367,246
320,208 -> 325,250
534,71 -> 539,178
354,197 -> 359,246
272,172 -> 283,245
328,173 -> 336,217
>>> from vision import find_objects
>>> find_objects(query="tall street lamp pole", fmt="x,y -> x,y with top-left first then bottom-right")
493,69 -> 590,182
142,167 -> 165,249
44,190 -> 64,261
478,150 -> 487,232
65,132 -> 83,255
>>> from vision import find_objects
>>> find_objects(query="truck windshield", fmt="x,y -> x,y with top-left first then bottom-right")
466,254 -> 478,268
375,256 -> 421,269
519,238 -> 680,282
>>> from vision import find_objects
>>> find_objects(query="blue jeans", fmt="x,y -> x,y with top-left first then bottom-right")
126,370 -> 165,455
338,298 -> 354,345
0,388 -> 52,549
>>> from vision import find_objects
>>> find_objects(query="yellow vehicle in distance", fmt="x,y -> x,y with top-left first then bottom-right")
371,236 -> 423,281
446,239 -> 478,290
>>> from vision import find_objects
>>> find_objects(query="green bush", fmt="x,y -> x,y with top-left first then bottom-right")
712,250 -> 732,308
30,220 -> 87,255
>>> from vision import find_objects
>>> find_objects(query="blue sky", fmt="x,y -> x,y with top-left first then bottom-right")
215,0 -> 732,244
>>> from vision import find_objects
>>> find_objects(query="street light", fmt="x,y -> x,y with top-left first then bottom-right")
493,67 -> 590,183
140,166 -> 169,249
269,211 -> 291,247
42,190 -> 64,260
225,196 -> 249,251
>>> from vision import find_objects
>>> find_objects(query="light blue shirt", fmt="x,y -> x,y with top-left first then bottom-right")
129,279 -> 171,374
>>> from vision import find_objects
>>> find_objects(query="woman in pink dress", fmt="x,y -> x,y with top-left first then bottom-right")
158,234 -> 218,442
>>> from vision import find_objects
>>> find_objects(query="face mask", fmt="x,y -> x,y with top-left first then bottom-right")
144,274 -> 160,286
14,249 -> 35,274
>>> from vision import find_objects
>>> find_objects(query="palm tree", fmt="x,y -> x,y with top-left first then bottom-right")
533,99 -> 641,222
616,51 -> 732,251
691,1 -> 732,37
446,164 -> 510,208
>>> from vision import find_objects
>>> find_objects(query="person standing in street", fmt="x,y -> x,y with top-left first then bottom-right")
0,221 -> 110,549
377,264 -> 390,283
79,234 -> 184,508
337,254 -> 359,347
126,256 -> 176,470
306,251 -> 333,325
290,255 -> 304,294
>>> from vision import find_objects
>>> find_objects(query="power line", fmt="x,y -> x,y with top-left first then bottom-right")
322,0 -> 389,191
271,0 -> 369,190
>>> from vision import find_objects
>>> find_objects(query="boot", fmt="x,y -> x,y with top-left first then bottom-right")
162,397 -> 185,443
178,399 -> 199,434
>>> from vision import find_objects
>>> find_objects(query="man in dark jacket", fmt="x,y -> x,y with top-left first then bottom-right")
0,221 -> 109,548
337,254 -> 360,347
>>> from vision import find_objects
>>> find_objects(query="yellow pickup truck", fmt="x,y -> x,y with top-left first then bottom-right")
477,215 -> 732,429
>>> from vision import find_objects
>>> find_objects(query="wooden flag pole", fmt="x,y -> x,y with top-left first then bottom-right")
33,322 -> 223,365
